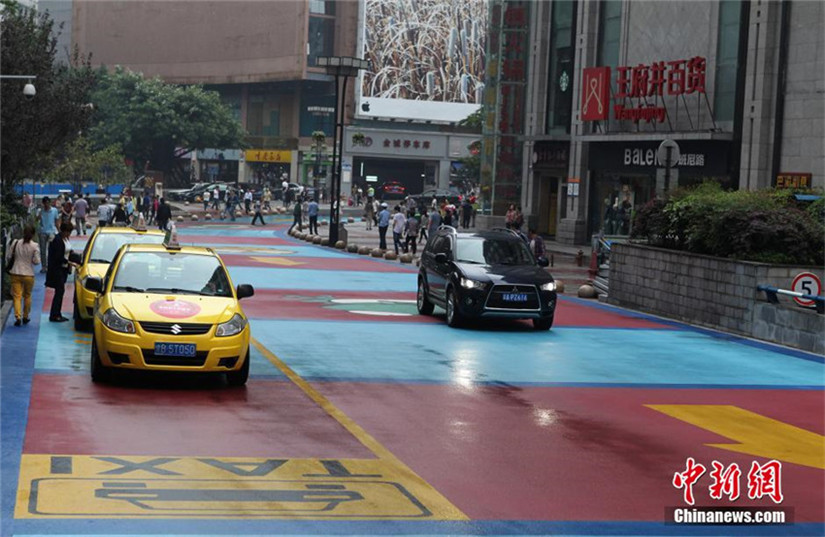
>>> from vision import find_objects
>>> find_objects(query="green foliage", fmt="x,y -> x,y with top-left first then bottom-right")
1,1 -> 97,205
47,136 -> 132,187
631,183 -> 825,266
87,67 -> 247,184
458,108 -> 483,132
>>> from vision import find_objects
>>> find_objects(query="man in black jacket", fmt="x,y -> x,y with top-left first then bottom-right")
156,197 -> 172,231
46,222 -> 74,322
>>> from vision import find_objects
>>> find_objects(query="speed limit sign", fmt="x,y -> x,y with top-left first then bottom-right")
791,272 -> 822,307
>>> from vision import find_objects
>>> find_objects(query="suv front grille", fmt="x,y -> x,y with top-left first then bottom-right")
485,284 -> 540,310
139,321 -> 212,335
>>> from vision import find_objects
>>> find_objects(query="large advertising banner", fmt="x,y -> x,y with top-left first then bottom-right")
358,0 -> 488,123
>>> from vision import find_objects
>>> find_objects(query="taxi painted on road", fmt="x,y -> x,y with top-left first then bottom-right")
83,231 -> 255,385
72,222 -> 166,330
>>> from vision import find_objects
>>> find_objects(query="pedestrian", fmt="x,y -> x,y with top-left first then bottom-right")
97,198 -> 113,228
377,202 -> 390,250
367,185 -> 375,202
244,189 -> 253,214
308,197 -> 319,235
5,225 -> 41,326
73,194 -> 89,235
250,198 -> 266,226
143,192 -> 151,217
461,198 -> 472,229
22,192 -> 32,212
405,210 -> 419,255
471,196 -> 479,227
203,189 -> 211,211
263,187 -> 272,211
443,206 -> 453,227
528,228 -> 546,260
282,177 -> 290,208
364,198 -> 375,230
156,197 -> 172,231
113,202 -> 129,226
515,205 -> 524,230
301,195 -> 309,228
151,195 -> 159,224
512,221 -> 529,244
289,198 -> 302,232
60,199 -> 73,225
428,207 -> 442,236
212,187 -> 220,210
46,221 -> 74,323
37,197 -> 59,273
391,205 -> 406,255
419,209 -> 429,244
505,203 -> 517,229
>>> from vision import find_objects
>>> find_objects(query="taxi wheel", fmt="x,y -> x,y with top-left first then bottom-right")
73,299 -> 90,332
417,278 -> 434,315
226,351 -> 250,387
90,336 -> 110,383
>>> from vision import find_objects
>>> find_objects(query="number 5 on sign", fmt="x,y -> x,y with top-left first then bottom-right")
791,272 -> 822,307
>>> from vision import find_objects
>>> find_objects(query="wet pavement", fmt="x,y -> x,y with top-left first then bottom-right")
1,216 -> 823,536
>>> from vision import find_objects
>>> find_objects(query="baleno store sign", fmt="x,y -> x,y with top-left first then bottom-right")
581,57 -> 707,123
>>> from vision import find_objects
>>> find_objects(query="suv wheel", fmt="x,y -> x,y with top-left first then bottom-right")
533,316 -> 554,331
417,278 -> 434,315
445,287 -> 463,328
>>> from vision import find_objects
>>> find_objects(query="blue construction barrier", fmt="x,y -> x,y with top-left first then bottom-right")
15,183 -> 123,196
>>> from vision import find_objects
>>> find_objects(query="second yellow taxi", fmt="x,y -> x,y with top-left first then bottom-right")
83,230 -> 255,386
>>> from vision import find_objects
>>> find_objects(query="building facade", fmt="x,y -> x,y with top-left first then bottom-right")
70,0 -> 360,188
482,0 -> 824,244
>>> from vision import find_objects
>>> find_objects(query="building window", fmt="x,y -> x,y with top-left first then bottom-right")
714,0 -> 741,122
309,0 -> 335,15
300,88 -> 336,137
598,0 -> 621,70
308,16 -> 335,66
545,1 -> 577,134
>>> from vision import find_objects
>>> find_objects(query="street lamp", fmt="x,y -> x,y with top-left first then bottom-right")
315,56 -> 369,246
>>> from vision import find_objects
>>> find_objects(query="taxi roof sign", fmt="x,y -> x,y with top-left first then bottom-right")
132,213 -> 147,232
164,223 -> 181,250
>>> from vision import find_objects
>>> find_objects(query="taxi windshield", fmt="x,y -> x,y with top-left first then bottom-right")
112,251 -> 233,297
455,238 -> 535,266
89,233 -> 165,264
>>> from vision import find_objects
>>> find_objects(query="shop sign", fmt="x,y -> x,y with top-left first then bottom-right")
581,57 -> 707,124
776,173 -> 812,189
532,142 -> 568,168
381,138 -> 431,150
590,141 -> 729,175
244,150 -> 291,163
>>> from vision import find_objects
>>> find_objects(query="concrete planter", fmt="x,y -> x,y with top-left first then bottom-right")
609,243 -> 825,354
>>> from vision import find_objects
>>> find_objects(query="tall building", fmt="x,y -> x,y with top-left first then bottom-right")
481,0 -> 824,244
69,0 -> 359,187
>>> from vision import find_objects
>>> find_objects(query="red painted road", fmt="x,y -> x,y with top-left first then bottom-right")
178,234 -> 296,246
317,383 -> 825,521
24,374 -> 372,459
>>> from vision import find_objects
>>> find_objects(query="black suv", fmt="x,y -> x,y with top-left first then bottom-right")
417,227 -> 558,329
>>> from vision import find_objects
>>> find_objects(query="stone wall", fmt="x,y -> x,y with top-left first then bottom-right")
609,243 -> 824,354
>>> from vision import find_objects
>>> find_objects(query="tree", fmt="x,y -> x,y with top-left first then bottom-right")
1,1 -> 97,208
88,67 -> 247,186
47,136 -> 132,189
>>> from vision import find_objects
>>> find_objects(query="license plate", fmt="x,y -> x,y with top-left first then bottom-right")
502,293 -> 528,302
154,342 -> 197,357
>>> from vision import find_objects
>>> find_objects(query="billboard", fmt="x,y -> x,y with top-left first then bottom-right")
358,0 -> 488,123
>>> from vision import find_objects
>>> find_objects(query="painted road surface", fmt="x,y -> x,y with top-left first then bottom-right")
1,218 -> 823,536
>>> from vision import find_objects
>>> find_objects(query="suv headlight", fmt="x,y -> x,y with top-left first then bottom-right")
540,281 -> 557,292
102,308 -> 135,333
216,313 -> 247,337
460,277 -> 487,290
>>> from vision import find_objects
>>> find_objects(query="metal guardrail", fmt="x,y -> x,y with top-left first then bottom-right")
757,284 -> 824,314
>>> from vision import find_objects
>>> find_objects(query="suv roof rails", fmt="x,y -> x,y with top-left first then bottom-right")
437,225 -> 457,233
490,227 -> 521,237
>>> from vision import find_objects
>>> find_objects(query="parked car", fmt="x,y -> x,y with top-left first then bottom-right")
417,226 -> 557,329
409,188 -> 462,210
379,181 -> 406,199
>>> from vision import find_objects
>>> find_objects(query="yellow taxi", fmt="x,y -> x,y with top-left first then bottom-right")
72,222 -> 166,330
83,229 -> 255,386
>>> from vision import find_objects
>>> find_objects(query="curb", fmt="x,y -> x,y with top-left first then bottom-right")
0,300 -> 11,335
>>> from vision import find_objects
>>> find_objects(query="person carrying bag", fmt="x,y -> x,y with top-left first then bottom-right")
5,225 -> 41,326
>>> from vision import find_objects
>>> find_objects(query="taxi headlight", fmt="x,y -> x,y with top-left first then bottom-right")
216,313 -> 247,337
540,281 -> 557,292
102,308 -> 135,334
460,277 -> 487,290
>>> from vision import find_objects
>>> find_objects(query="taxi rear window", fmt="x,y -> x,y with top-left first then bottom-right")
89,233 -> 165,264
112,252 -> 232,297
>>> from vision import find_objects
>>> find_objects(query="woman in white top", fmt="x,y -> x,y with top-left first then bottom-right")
5,225 -> 41,326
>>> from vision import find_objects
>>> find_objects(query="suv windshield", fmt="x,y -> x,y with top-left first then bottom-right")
89,233 -> 165,264
455,237 -> 535,266
113,251 -> 233,297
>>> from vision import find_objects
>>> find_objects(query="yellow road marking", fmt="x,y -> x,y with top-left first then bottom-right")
647,404 -> 825,469
249,256 -> 304,266
251,338 -> 467,520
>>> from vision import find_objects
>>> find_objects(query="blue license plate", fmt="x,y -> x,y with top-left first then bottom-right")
502,293 -> 528,302
154,342 -> 197,357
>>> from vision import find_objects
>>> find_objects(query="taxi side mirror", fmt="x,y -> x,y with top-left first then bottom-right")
85,277 -> 103,293
537,256 -> 549,267
236,284 -> 254,300
69,252 -> 82,265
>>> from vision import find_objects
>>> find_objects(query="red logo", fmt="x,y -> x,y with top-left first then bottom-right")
581,67 -> 610,121
149,300 -> 201,319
